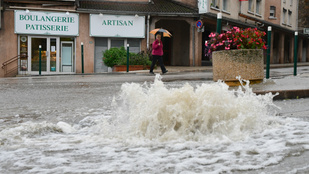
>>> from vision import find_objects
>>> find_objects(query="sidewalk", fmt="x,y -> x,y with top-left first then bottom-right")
146,62 -> 309,74
130,64 -> 309,100
3,64 -> 309,100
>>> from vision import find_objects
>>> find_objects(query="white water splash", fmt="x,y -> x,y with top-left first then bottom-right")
1,76 -> 309,173
96,75 -> 279,142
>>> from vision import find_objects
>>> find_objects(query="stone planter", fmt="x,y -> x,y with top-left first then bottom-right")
212,49 -> 264,86
113,65 -> 150,72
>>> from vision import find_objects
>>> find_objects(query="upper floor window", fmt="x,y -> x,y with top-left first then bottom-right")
211,0 -> 220,9
282,8 -> 287,24
288,10 -> 292,25
256,0 -> 261,14
248,0 -> 254,12
283,0 -> 286,3
222,0 -> 228,11
290,0 -> 293,6
270,6 -> 276,18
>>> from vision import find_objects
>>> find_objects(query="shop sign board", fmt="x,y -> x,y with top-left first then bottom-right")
198,0 -> 208,14
14,10 -> 79,36
90,14 -> 145,38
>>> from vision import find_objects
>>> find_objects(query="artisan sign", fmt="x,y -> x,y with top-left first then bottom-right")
90,14 -> 145,38
14,10 -> 79,36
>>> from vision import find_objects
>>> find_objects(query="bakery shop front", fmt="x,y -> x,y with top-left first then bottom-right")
15,10 -> 79,75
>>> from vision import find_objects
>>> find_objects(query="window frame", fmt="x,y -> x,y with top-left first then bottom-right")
222,0 -> 229,12
269,6 -> 276,18
288,10 -> 292,26
211,0 -> 220,9
282,8 -> 287,24
248,0 -> 254,12
256,0 -> 261,15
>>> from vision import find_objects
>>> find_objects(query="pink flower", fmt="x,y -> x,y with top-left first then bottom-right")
225,47 -> 230,50
209,33 -> 216,38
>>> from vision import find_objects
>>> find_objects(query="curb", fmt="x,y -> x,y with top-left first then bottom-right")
254,89 -> 309,100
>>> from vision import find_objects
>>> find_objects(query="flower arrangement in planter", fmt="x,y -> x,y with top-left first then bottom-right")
206,27 -> 268,85
206,27 -> 267,58
103,47 -> 151,72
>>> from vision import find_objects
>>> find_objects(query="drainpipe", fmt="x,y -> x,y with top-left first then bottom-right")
147,15 -> 150,49
192,25 -> 195,66
239,0 -> 242,14
296,0 -> 299,32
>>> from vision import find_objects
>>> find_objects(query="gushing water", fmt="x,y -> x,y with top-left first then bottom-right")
103,75 -> 278,142
1,75 -> 309,173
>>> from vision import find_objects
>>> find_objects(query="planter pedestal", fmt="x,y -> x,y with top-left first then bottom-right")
212,49 -> 264,86
113,65 -> 150,72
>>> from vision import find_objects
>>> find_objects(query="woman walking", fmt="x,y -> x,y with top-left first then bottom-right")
149,33 -> 168,75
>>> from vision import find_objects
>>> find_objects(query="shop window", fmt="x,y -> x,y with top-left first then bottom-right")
270,6 -> 276,18
19,36 -> 28,71
50,38 -> 57,72
111,39 -> 125,48
222,0 -> 228,11
127,39 -> 141,53
248,0 -> 254,12
256,0 -> 261,15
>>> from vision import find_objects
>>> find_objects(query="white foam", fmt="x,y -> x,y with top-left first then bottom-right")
105,76 -> 279,142
1,76 -> 309,173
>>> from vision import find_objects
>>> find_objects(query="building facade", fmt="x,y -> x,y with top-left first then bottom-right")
298,0 -> 309,62
0,0 -> 308,78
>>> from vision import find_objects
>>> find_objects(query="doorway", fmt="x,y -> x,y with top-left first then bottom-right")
25,36 -> 76,75
155,19 -> 189,66
31,37 -> 47,72
29,36 -> 59,74
61,42 -> 74,72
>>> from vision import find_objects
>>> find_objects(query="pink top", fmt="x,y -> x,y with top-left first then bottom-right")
152,40 -> 163,56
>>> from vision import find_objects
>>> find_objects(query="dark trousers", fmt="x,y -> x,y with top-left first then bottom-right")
150,55 -> 167,73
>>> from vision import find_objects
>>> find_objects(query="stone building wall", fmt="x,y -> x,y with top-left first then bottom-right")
298,0 -> 309,32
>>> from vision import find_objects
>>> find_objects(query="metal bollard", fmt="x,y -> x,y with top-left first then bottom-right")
127,44 -> 129,72
81,42 -> 84,74
216,13 -> 222,34
266,26 -> 272,79
39,45 -> 41,76
294,32 -> 298,76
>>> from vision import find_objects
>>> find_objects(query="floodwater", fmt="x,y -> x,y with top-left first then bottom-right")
1,75 -> 309,174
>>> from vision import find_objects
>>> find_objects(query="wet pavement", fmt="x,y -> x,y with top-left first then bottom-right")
1,65 -> 309,173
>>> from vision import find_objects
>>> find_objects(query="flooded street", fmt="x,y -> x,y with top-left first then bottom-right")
1,74 -> 309,173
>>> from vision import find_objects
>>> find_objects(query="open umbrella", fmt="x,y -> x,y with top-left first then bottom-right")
150,28 -> 172,37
